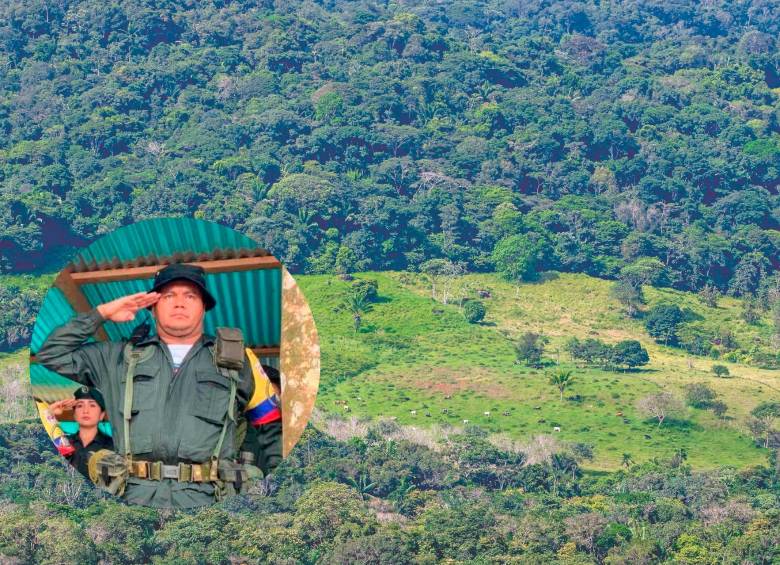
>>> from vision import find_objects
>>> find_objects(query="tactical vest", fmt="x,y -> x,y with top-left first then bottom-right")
93,328 -> 253,495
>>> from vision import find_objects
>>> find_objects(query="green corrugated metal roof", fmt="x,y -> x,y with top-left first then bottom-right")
31,218 -> 282,395
75,217 -> 257,264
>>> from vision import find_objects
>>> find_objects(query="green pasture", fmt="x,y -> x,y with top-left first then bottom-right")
298,272 -> 779,471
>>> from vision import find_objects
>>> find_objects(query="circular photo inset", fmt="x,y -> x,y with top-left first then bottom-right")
29,218 -> 320,508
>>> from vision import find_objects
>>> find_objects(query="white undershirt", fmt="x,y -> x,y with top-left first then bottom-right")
167,344 -> 193,371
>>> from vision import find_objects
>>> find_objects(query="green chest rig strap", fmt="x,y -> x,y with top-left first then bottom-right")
211,327 -> 245,493
122,342 -> 155,465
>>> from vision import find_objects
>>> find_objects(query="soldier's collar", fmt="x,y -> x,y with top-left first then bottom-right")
134,333 -> 215,347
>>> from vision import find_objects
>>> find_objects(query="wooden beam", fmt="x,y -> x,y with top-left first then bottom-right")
251,346 -> 280,357
54,268 -> 110,341
70,256 -> 282,284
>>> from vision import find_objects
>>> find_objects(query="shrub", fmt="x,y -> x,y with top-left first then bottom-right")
712,364 -> 730,378
351,279 -> 379,302
684,383 -> 717,408
462,300 -> 486,324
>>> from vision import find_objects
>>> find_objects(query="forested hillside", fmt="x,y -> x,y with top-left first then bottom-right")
1,2 -> 780,562
1,0 -> 779,296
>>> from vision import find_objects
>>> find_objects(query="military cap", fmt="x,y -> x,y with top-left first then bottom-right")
74,385 -> 107,411
149,263 -> 217,311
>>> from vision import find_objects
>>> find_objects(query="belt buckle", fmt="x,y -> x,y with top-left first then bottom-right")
161,464 -> 180,480
178,463 -> 193,483
134,460 -> 149,479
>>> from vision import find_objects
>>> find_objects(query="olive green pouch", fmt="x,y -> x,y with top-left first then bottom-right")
214,327 -> 244,370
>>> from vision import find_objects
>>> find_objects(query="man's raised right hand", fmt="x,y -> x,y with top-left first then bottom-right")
96,292 -> 160,323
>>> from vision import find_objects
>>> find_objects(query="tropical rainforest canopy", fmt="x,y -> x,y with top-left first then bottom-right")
2,2 -> 780,562
0,0 -> 778,297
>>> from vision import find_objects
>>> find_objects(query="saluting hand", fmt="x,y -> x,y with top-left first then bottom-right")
49,398 -> 76,419
96,291 -> 160,323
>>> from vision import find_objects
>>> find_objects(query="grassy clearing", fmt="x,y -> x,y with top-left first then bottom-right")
298,271 -> 779,471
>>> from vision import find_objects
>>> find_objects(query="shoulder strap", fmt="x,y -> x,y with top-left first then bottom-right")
122,343 -> 155,464
211,366 -> 240,468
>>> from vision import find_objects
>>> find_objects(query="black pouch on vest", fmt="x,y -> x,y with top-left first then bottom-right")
214,327 -> 244,370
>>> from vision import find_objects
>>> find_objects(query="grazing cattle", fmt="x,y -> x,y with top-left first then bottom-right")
410,410 -> 417,415
502,411 -> 510,416
463,419 -> 469,424
484,411 -> 490,417
553,426 -> 561,432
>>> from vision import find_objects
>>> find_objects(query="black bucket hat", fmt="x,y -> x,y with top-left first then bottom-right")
74,385 -> 106,411
149,263 -> 217,311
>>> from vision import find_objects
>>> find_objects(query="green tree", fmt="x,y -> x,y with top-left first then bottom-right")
324,532 -> 414,565
645,304 -> 684,346
741,298 -> 761,324
84,504 -> 159,564
698,285 -> 720,308
343,291 -> 371,332
292,481 -> 377,551
462,300 -> 486,323
351,279 -> 379,303
750,402 -> 780,448
611,279 -> 644,318
492,233 -> 547,282
515,332 -> 548,367
611,340 -> 649,370
548,369 -> 574,401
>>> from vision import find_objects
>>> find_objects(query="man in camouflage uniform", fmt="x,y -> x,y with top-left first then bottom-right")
37,263 -> 280,508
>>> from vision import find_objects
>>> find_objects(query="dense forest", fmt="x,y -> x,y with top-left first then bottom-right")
1,1 -> 780,562
0,418 -> 778,564
0,0 -> 779,296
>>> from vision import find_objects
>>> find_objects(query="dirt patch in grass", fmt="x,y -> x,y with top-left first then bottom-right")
376,365 -> 513,399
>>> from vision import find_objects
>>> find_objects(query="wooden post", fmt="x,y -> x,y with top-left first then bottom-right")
53,267 -> 109,342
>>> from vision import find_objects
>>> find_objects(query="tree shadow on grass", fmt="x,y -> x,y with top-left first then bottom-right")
621,367 -> 661,374
681,308 -> 704,322
659,418 -> 702,432
528,271 -> 560,284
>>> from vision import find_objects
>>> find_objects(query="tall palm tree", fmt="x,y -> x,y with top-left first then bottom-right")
548,369 -> 574,401
343,291 -> 370,332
